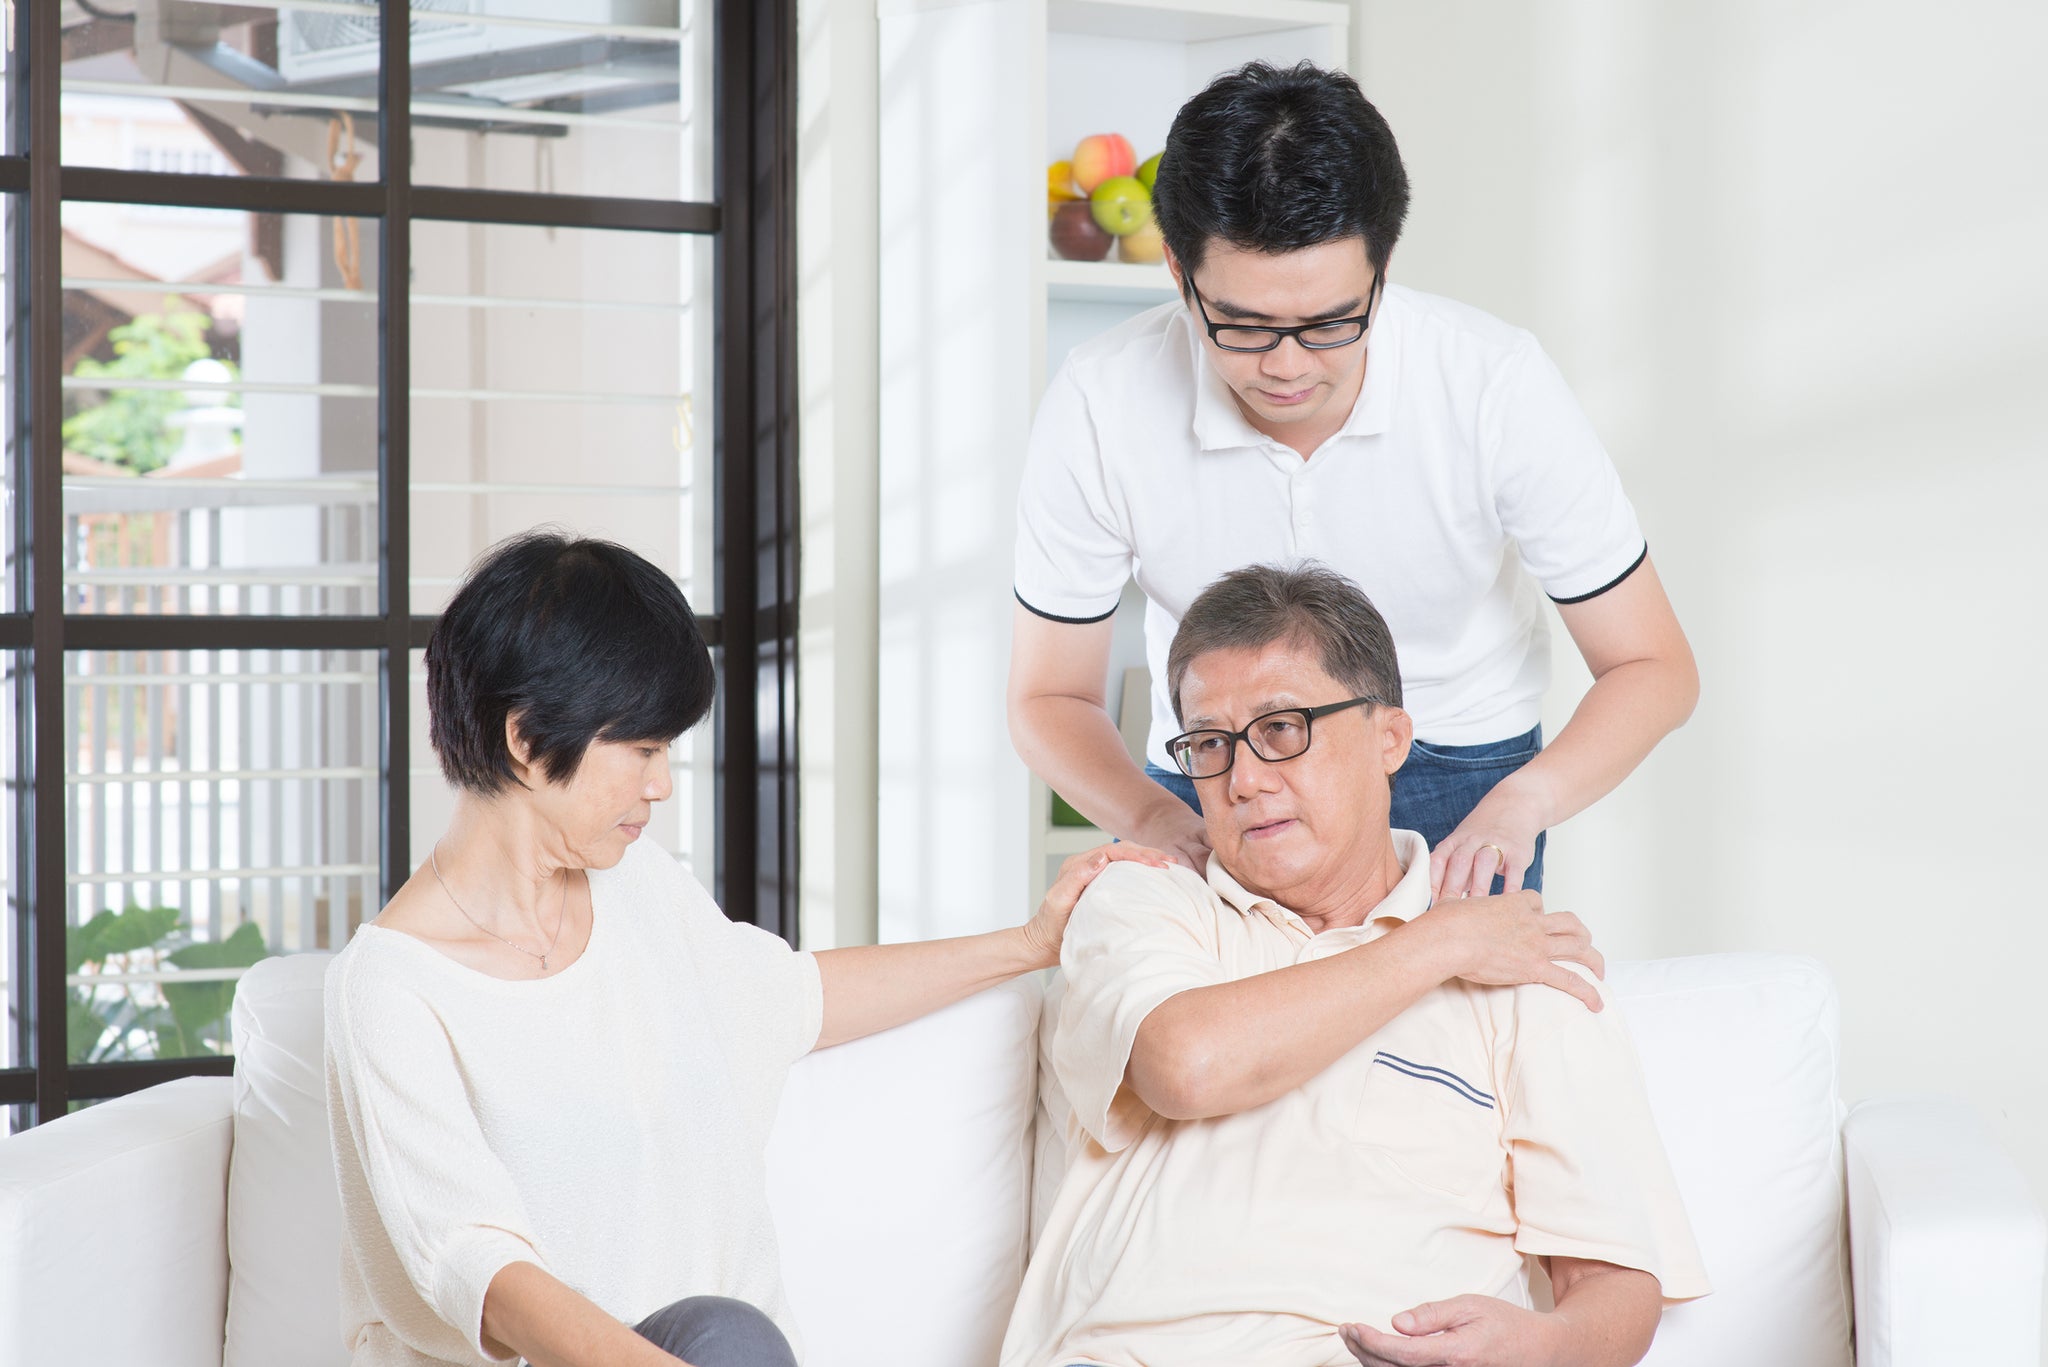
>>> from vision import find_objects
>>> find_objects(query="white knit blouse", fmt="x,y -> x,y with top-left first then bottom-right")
323,836 -> 823,1367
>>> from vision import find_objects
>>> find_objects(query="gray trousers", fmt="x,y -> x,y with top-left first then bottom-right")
631,1296 -> 797,1367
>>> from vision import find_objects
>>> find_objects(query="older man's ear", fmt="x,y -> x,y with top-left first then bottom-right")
1377,705 -> 1414,784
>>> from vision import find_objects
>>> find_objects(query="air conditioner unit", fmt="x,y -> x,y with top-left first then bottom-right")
277,0 -> 683,91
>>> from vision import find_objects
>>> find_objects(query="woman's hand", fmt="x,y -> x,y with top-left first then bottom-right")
1430,773 -> 1549,901
1416,889 -> 1606,1011
1021,841 -> 1173,967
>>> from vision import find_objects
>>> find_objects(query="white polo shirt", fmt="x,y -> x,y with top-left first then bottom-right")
1013,284 -> 1647,758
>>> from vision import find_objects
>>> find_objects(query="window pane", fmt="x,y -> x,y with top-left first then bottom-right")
406,649 -> 710,881
61,3 -> 383,182
65,649 -> 378,1064
60,204 -> 379,616
408,220 -> 711,618
412,2 -> 709,202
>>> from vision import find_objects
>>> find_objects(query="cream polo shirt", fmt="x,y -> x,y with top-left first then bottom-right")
1000,832 -> 1709,1367
1012,285 -> 1648,757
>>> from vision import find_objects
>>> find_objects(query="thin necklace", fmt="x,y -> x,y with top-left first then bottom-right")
430,842 -> 569,973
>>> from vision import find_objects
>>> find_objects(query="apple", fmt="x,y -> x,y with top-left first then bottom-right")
1071,133 -> 1136,194
1137,151 -> 1163,191
1118,217 -> 1166,264
1049,200 -> 1113,261
1089,175 -> 1151,237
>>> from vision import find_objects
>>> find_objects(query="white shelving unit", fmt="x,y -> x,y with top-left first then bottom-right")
876,0 -> 1350,937
1024,0 -> 1351,903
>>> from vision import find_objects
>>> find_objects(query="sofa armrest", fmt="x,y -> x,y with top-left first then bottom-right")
0,1076 -> 235,1367
1845,1095 -> 2045,1367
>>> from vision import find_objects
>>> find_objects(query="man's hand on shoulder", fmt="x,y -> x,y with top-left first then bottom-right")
1339,1296 -> 1557,1367
1414,890 -> 1606,1012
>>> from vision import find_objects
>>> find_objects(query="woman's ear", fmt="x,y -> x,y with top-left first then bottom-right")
504,713 -> 536,781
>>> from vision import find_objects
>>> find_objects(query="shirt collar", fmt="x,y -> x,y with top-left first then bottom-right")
1183,281 -> 1402,454
1205,828 -> 1433,934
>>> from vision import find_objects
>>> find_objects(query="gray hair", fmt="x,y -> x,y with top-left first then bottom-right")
1166,563 -> 1402,723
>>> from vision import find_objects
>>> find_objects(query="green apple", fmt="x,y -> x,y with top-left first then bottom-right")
1137,152 -> 1163,191
1089,176 -> 1151,237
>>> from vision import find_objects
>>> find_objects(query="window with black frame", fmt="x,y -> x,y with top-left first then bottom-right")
0,0 -> 797,1132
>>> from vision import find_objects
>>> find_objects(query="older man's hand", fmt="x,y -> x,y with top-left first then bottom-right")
1339,1296 -> 1558,1367
1421,890 -> 1605,1012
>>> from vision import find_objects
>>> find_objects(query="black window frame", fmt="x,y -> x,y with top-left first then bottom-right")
1,0 -> 799,1125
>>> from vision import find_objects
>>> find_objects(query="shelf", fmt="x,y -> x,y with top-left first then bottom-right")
1043,823 -> 1111,857
1045,258 -> 1178,304
1048,0 -> 1349,43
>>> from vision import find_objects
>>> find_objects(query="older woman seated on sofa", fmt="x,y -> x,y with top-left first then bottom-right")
326,531 -> 1166,1367
325,530 -> 1602,1367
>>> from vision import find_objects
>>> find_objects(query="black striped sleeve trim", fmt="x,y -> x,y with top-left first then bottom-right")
1548,543 -> 1648,606
1015,589 -> 1117,625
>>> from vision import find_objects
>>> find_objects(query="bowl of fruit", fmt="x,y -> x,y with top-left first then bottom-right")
1049,134 -> 1166,265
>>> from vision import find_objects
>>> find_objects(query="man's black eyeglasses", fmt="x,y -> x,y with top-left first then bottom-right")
1166,695 -> 1386,780
1186,274 -> 1381,353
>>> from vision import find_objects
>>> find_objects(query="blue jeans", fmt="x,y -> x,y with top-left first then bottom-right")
1144,723 -> 1545,894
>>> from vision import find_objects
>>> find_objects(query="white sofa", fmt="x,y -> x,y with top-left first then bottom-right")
0,950 -> 2040,1367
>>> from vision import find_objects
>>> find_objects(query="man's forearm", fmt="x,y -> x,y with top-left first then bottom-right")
1540,1260 -> 1662,1367
1503,654 -> 1695,832
1010,692 -> 1185,839
1127,918 -> 1458,1119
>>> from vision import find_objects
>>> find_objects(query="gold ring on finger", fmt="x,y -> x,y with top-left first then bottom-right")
1479,842 -> 1506,866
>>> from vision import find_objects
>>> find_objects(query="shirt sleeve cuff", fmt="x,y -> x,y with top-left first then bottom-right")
434,1228 -> 548,1362
1014,587 -> 1118,625
1511,1229 -> 1713,1302
1545,542 -> 1648,605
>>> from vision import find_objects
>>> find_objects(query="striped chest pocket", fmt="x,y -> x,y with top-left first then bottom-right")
1353,1050 -> 1505,1199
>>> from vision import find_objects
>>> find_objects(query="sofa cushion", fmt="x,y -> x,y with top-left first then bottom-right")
226,950 -> 347,1367
767,977 -> 1042,1367
1619,953 -> 1851,1367
0,1076 -> 234,1367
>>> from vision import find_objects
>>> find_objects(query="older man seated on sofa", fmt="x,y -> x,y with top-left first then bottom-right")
1003,563 -> 1711,1367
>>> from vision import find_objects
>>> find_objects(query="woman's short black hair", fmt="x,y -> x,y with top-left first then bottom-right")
1153,60 -> 1410,278
426,530 -> 715,795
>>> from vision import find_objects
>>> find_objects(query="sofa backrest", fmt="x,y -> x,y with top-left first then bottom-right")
222,952 -> 1042,1367
228,950 -> 1851,1367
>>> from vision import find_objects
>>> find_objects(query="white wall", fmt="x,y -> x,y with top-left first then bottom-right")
1355,0 -> 2048,1259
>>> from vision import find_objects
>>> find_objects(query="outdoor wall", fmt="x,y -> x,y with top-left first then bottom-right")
1353,0 -> 2048,1272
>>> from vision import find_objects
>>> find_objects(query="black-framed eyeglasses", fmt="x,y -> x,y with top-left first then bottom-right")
1186,274 -> 1381,353
1166,696 -> 1385,780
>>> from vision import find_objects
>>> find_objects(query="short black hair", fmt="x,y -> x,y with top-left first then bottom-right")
1166,562 -> 1402,726
426,530 -> 714,794
1153,60 -> 1410,278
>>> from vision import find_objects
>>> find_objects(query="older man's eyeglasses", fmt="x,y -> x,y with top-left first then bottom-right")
1186,275 -> 1381,353
1166,696 -> 1385,780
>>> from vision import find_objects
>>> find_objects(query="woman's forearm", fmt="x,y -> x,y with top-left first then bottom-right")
482,1261 -> 681,1367
813,928 -> 1045,1050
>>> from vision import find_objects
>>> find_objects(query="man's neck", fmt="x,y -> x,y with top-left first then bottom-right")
1253,831 -> 1409,935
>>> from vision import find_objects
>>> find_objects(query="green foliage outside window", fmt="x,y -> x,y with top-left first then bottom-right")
67,904 -> 270,1062
62,310 -> 234,474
